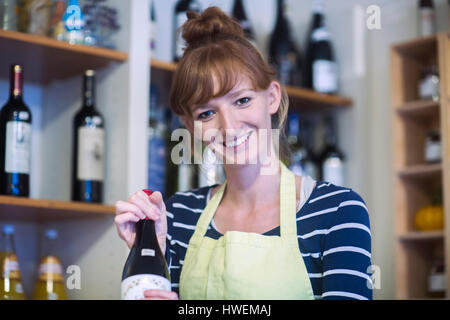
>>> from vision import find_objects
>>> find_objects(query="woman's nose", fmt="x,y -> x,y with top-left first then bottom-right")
217,108 -> 240,133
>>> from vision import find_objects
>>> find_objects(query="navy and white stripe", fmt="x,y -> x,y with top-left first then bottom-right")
164,181 -> 372,300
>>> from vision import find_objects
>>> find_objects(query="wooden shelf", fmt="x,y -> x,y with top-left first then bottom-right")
0,29 -> 128,83
396,100 -> 440,118
0,196 -> 115,222
397,163 -> 442,179
398,230 -> 444,241
150,58 -> 353,110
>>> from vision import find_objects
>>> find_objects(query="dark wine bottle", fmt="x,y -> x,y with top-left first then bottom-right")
72,70 -> 104,203
150,0 -> 157,56
231,0 -> 257,47
304,0 -> 338,94
0,64 -> 32,197
121,189 -> 171,300
268,0 -> 303,86
173,0 -> 201,62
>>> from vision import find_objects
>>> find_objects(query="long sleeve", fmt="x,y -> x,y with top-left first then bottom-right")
320,190 -> 373,300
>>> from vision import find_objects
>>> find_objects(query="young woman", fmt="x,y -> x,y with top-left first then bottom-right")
115,7 -> 372,300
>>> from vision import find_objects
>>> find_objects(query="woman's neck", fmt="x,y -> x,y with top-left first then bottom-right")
221,154 -> 282,214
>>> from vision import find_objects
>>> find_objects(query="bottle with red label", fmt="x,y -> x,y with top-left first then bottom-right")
32,229 -> 67,300
121,189 -> 171,300
0,225 -> 26,300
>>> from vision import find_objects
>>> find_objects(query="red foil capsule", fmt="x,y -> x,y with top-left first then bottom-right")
142,189 -> 154,220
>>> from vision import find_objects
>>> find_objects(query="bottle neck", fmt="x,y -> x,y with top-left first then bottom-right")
9,65 -> 24,100
135,219 -> 159,251
83,74 -> 95,108
276,0 -> 285,21
2,233 -> 16,254
42,237 -> 57,258
233,0 -> 245,18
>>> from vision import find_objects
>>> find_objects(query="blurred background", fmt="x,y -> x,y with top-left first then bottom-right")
0,0 -> 449,300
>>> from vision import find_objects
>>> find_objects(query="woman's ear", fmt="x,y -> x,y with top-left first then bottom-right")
268,81 -> 282,115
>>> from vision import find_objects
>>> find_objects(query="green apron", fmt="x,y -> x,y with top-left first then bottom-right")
179,162 -> 314,300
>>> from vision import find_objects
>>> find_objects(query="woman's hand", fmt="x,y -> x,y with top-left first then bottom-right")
142,289 -> 179,300
114,190 -> 167,253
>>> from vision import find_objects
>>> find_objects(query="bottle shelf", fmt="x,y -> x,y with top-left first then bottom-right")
397,163 -> 442,179
398,230 -> 444,242
0,196 -> 114,222
0,29 -> 128,84
150,58 -> 353,110
396,100 -> 440,118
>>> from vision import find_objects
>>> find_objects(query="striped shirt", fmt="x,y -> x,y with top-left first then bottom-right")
164,181 -> 372,300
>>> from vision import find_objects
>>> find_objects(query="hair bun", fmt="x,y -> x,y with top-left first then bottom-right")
182,6 -> 244,48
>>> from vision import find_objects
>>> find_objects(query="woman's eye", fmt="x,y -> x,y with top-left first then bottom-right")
197,110 -> 214,120
236,97 -> 251,106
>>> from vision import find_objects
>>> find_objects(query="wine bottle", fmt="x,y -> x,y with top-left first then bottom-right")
300,117 -> 319,180
0,64 -> 32,197
0,0 -> 18,31
150,0 -> 156,56
268,0 -> 303,86
32,229 -> 67,300
148,85 -> 167,196
231,0 -> 257,48
173,0 -> 201,62
72,70 -> 104,203
304,0 -> 338,94
0,225 -> 25,300
287,113 -> 305,176
121,189 -> 171,300
319,116 -> 345,186
418,0 -> 436,37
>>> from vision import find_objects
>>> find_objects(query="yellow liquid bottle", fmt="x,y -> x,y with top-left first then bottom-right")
0,225 -> 26,300
32,229 -> 67,300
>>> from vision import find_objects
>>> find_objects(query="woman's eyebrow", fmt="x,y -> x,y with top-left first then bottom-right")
227,88 -> 253,99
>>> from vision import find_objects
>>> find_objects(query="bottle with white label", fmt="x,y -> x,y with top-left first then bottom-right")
304,0 -> 338,94
0,64 -> 32,197
319,116 -> 345,186
72,70 -> 104,203
0,225 -> 25,300
32,229 -> 67,300
121,189 -> 171,300
418,0 -> 436,37
173,0 -> 201,62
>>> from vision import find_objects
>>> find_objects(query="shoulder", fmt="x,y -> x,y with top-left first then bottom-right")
165,185 -> 217,222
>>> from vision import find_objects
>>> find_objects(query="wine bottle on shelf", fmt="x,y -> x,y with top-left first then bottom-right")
318,116 -> 345,186
418,0 -> 436,37
0,0 -> 18,31
287,113 -> 306,176
231,0 -> 257,48
173,0 -> 201,62
0,64 -> 32,197
150,0 -> 157,56
121,189 -> 171,300
304,0 -> 338,94
0,225 -> 25,300
300,117 -> 319,180
32,229 -> 67,300
72,70 -> 105,203
268,0 -> 303,86
148,85 -> 167,197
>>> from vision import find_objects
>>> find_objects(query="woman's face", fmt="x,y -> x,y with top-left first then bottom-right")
185,75 -> 281,166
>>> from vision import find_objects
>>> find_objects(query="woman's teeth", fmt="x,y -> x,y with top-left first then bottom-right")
224,132 -> 252,148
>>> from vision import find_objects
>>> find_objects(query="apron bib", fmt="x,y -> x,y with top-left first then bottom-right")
179,162 -> 314,300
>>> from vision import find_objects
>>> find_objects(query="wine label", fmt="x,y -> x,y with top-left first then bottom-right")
5,121 -> 31,174
121,274 -> 171,300
311,27 -> 330,42
38,256 -> 64,282
323,157 -> 344,187
141,249 -> 155,257
313,60 -> 338,93
2,254 -> 21,280
175,12 -> 188,60
77,127 -> 104,181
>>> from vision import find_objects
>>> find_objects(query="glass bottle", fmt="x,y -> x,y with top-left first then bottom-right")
0,225 -> 26,300
32,229 -> 67,300
0,0 -> 18,31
